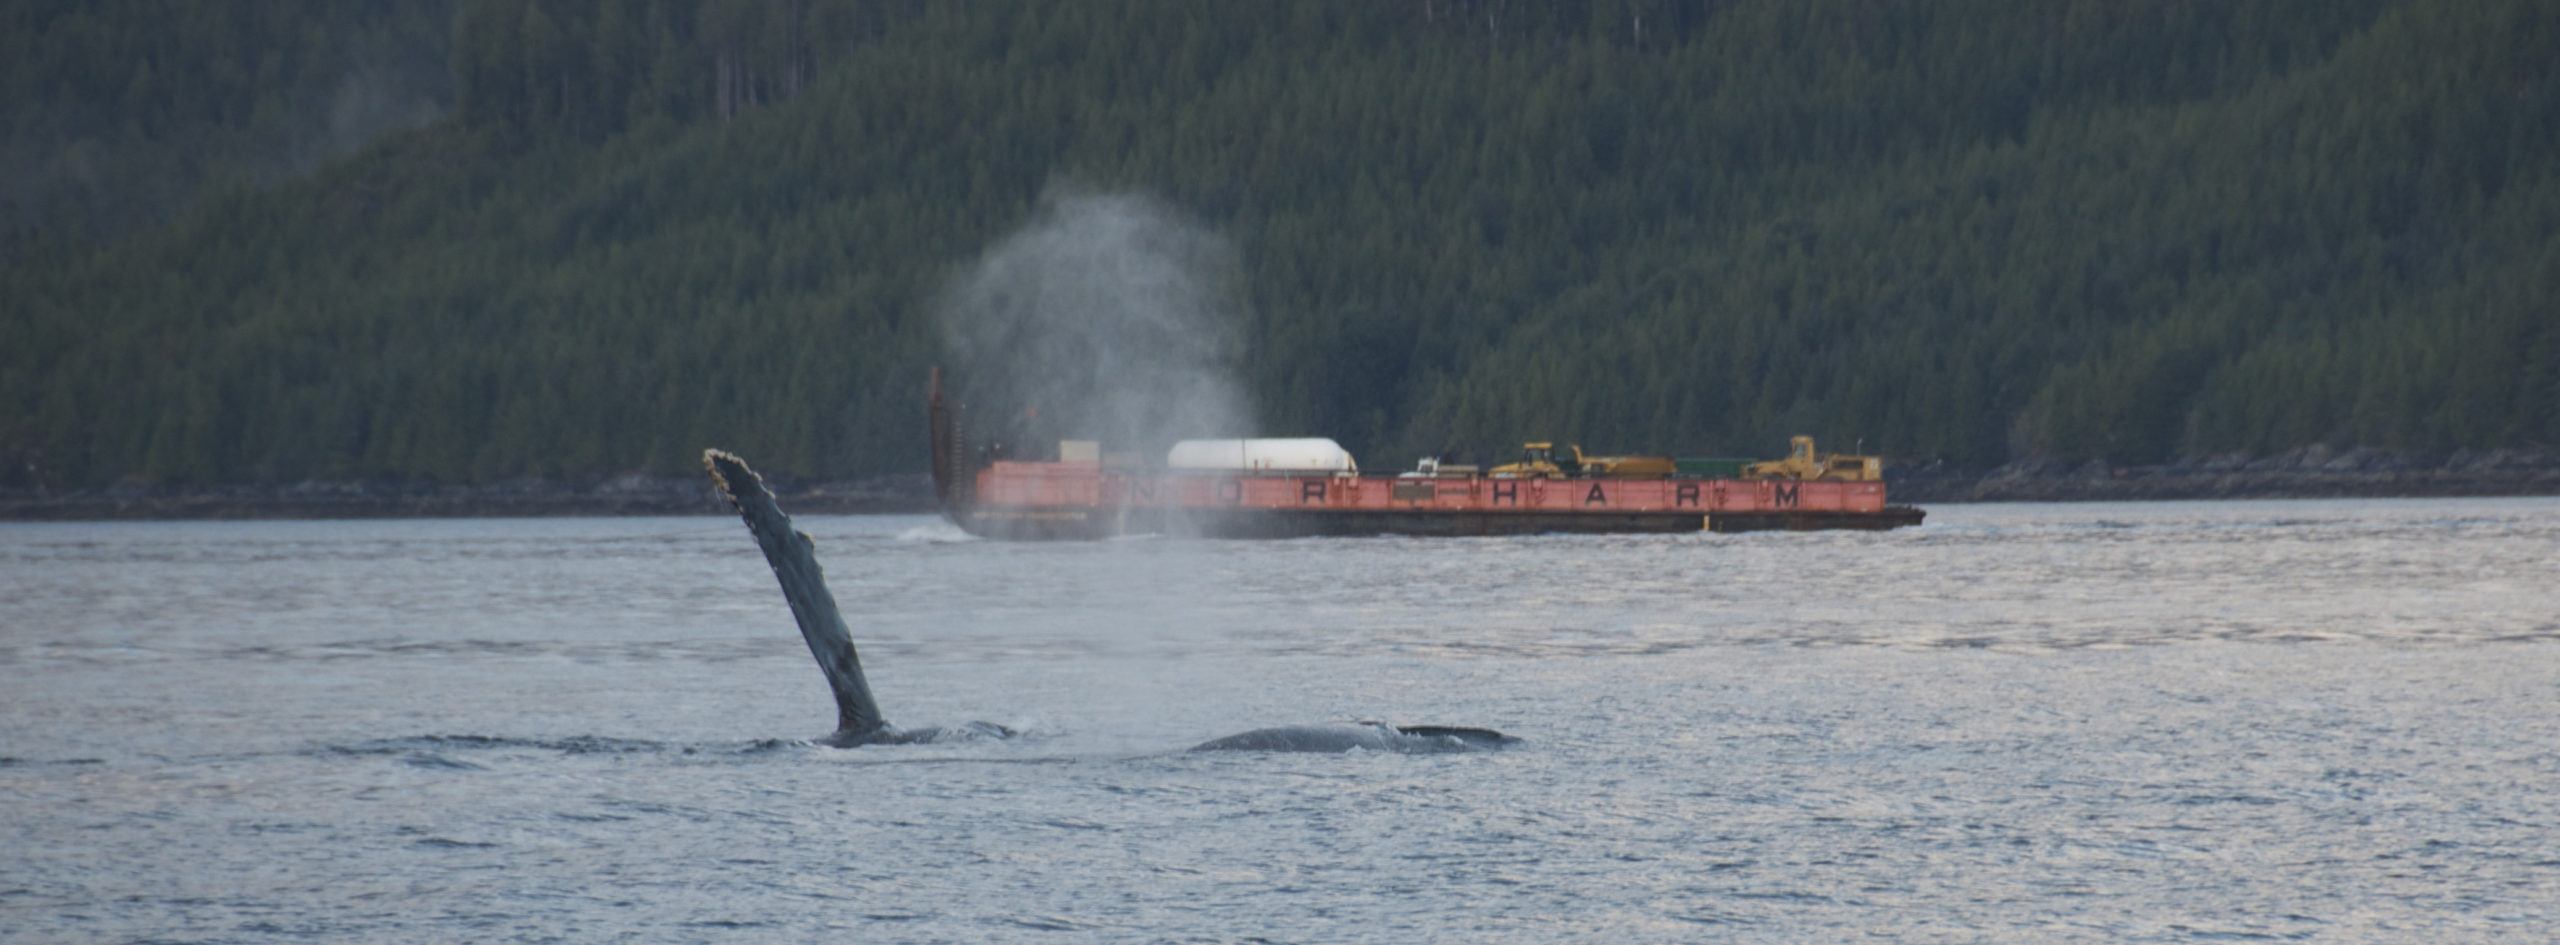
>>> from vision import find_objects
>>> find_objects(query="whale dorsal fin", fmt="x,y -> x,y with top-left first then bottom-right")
704,449 -> 889,741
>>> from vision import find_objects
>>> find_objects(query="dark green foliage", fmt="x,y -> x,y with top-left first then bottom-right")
5,0 -> 2555,491
2,1 -> 459,247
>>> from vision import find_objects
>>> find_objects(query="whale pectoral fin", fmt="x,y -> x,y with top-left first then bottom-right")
705,449 -> 891,743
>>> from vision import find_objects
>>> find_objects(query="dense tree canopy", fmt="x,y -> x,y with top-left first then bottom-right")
1,0 -> 458,248
5,0 -> 2554,490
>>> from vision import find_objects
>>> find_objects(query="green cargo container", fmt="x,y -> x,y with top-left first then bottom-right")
1675,457 -> 1752,478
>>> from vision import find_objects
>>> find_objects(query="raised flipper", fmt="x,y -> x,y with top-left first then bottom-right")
704,449 -> 897,745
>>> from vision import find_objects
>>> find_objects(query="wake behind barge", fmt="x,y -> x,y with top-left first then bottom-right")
928,372 -> 1923,540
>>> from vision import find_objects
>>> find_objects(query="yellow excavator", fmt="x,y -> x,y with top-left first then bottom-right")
1489,443 -> 1678,479
1741,436 -> 1882,481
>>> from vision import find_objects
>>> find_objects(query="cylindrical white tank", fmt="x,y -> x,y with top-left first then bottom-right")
1166,438 -> 1359,474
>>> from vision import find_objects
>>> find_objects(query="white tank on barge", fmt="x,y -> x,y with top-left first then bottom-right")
1165,438 -> 1359,474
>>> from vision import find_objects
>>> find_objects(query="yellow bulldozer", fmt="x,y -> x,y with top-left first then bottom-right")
1489,442 -> 1678,479
1741,436 -> 1882,481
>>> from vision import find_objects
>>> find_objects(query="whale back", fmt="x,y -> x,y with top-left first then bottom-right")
1190,722 -> 1516,754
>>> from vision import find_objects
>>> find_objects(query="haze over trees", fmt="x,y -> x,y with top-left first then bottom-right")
4,0 -> 2554,491
2,0 -> 458,248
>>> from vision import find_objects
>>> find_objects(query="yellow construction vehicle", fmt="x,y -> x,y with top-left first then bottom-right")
1741,435 -> 1882,481
1489,442 -> 1678,479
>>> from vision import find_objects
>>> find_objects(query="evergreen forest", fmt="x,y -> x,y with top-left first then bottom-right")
5,0 -> 2556,490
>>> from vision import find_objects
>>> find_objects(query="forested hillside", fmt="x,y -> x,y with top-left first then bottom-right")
5,0 -> 2554,492
2,1 -> 457,247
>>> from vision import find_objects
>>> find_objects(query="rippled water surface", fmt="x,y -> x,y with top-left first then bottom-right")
5,499 -> 2557,942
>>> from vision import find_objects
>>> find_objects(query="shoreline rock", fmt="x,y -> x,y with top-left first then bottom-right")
5,447 -> 2556,521
0,473 -> 938,522
1887,445 -> 2560,503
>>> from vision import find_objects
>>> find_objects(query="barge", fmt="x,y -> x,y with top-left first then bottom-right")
928,371 -> 1923,540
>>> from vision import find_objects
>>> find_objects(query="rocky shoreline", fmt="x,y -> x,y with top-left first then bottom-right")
1887,444 -> 2560,503
0,473 -> 939,522
5,446 -> 2555,521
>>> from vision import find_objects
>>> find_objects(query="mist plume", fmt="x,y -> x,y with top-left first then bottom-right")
938,192 -> 1257,459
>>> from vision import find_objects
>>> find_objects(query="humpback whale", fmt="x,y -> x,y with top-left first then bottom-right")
703,449 -> 1514,753
1189,723 -> 1517,753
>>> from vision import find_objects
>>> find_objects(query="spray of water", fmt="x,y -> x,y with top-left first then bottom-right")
937,192 -> 1257,460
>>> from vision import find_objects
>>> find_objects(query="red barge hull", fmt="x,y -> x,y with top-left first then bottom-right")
947,462 -> 1922,539
926,369 -> 1922,540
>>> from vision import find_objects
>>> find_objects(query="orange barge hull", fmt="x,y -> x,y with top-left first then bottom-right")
924,368 -> 1921,540
947,461 -> 1923,539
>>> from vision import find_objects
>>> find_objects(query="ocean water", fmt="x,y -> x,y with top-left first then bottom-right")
3,498 -> 2556,943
